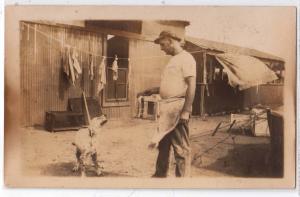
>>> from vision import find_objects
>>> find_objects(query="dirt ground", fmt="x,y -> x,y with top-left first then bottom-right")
21,115 -> 278,178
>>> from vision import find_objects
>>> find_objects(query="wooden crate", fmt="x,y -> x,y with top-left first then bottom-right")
45,111 -> 84,132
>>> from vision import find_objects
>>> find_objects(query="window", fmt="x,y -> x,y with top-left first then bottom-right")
106,65 -> 128,101
103,35 -> 130,106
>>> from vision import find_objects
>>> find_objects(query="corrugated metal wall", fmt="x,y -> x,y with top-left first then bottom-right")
259,84 -> 283,106
102,106 -> 131,119
20,22 -> 104,126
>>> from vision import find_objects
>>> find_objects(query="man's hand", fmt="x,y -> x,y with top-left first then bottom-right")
179,111 -> 190,124
180,111 -> 190,120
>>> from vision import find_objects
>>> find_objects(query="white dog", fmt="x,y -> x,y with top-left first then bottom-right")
72,115 -> 107,177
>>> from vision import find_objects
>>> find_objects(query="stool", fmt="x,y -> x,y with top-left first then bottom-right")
142,95 -> 160,121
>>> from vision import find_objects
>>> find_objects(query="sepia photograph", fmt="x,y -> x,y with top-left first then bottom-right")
4,6 -> 296,188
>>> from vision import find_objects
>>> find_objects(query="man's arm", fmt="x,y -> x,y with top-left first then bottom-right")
180,76 -> 196,119
145,87 -> 160,95
137,87 -> 160,97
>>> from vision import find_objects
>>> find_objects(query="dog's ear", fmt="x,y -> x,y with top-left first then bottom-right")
100,119 -> 108,126
100,114 -> 108,126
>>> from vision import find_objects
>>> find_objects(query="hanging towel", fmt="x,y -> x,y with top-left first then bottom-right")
68,47 -> 76,85
214,67 -> 220,80
72,50 -> 82,74
97,57 -> 107,93
62,48 -> 69,77
89,56 -> 94,80
112,55 -> 119,81
75,73 -> 79,80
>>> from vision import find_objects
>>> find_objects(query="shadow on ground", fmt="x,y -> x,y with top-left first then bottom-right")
41,162 -> 132,177
192,143 -> 282,178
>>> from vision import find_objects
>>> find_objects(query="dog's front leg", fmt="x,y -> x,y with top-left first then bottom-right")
91,152 -> 103,176
78,153 -> 87,177
73,148 -> 87,177
73,148 -> 81,172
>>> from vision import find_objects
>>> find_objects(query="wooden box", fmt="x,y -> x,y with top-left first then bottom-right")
45,111 -> 84,132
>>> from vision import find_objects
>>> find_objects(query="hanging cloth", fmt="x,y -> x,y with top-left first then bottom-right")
97,57 -> 107,93
214,67 -> 220,80
89,55 -> 94,80
72,49 -> 82,75
68,47 -> 76,85
62,48 -> 70,77
112,55 -> 119,81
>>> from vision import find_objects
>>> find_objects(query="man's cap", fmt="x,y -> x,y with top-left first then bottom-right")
154,31 -> 182,44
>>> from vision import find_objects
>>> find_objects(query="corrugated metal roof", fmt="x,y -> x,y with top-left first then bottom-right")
185,36 -> 284,62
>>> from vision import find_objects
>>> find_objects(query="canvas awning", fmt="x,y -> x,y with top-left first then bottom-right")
186,36 -> 285,63
215,53 -> 278,90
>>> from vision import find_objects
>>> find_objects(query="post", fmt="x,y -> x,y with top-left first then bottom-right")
200,52 -> 207,117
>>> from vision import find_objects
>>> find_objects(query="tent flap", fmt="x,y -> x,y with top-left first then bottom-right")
215,53 -> 278,90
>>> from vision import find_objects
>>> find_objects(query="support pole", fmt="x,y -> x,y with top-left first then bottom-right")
200,52 -> 207,117
226,120 -> 236,133
212,121 -> 223,136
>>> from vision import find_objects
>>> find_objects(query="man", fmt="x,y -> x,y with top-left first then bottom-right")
140,31 -> 196,177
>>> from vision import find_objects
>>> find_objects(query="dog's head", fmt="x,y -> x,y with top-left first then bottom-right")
94,114 -> 108,126
88,115 -> 108,136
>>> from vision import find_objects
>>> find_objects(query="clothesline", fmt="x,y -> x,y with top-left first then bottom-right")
21,22 -> 206,61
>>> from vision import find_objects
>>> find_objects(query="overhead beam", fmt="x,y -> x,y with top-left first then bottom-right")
21,20 -> 155,42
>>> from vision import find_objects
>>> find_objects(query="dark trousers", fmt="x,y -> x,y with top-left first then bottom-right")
153,121 -> 191,177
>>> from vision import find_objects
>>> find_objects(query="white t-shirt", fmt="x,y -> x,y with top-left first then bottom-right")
160,50 -> 196,99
